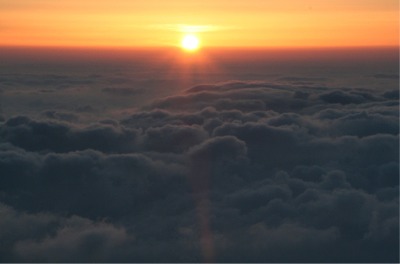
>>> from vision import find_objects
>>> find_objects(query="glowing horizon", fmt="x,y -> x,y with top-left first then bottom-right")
1,0 -> 398,48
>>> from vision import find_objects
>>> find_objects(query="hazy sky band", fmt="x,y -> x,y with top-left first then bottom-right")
0,0 -> 398,47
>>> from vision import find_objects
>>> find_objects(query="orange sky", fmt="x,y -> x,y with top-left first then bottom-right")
1,0 -> 398,48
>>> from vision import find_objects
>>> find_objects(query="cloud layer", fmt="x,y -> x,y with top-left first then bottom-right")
0,78 -> 398,262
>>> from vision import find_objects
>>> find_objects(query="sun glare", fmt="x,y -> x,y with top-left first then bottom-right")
181,34 -> 200,51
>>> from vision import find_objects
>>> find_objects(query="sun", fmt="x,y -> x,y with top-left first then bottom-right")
181,34 -> 200,51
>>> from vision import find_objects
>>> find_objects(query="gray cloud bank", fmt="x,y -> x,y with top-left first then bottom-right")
0,79 -> 398,262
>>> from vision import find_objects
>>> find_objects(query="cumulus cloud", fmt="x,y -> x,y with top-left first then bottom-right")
14,217 -> 131,262
0,76 -> 398,262
0,203 -> 133,262
1,117 -> 140,153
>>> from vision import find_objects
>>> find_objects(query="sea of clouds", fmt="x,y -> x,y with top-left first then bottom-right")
0,49 -> 398,262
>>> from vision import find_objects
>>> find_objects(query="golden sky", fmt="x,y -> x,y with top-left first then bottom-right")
1,0 -> 398,48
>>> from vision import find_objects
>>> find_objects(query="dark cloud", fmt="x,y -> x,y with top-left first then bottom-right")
154,81 -> 289,110
0,117 -> 140,153
15,218 -> 130,262
188,136 -> 248,192
101,87 -> 143,96
328,111 -> 398,137
41,110 -> 80,122
143,124 -> 208,153
278,76 -> 329,86
75,105 -> 97,113
0,203 -> 133,262
0,75 -> 398,262
0,73 -> 94,89
319,90 -> 369,104
374,73 -> 399,79
0,148 -> 188,218
383,89 -> 399,99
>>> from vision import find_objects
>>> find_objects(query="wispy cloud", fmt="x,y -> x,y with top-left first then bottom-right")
149,24 -> 238,33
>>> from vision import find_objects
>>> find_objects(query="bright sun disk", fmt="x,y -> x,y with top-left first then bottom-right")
181,34 -> 200,51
